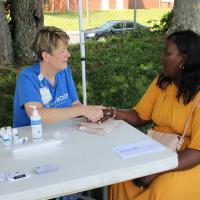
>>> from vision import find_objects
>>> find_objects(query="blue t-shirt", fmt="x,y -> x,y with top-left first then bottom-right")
13,63 -> 78,128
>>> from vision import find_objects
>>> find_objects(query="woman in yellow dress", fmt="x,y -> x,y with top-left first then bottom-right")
107,30 -> 200,200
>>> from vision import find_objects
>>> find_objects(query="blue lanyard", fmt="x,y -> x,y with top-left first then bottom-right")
38,74 -> 45,88
38,74 -> 52,107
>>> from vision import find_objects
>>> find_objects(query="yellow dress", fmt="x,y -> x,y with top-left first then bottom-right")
110,77 -> 200,200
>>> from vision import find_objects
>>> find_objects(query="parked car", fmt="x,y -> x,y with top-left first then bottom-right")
84,20 -> 148,41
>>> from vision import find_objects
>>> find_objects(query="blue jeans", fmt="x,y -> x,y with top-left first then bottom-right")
61,194 -> 77,200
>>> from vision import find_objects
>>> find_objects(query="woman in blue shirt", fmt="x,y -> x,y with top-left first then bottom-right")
13,26 -> 103,128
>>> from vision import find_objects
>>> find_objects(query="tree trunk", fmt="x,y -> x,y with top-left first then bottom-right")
10,0 -> 44,65
167,0 -> 200,35
0,0 -> 13,66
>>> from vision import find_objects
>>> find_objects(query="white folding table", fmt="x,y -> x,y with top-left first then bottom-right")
0,118 -> 178,200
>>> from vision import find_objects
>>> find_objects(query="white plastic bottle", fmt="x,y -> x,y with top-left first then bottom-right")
12,128 -> 20,145
6,126 -> 12,143
0,127 -> 5,143
2,130 -> 11,149
29,106 -> 43,141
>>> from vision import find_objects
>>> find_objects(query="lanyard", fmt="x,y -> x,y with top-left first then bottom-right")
38,74 -> 44,88
38,74 -> 52,106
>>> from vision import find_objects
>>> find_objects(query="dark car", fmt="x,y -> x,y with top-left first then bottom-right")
84,20 -> 148,41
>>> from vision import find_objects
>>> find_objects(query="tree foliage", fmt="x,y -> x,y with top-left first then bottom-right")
153,11 -> 173,33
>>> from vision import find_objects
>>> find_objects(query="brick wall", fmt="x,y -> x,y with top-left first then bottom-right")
44,0 -> 174,12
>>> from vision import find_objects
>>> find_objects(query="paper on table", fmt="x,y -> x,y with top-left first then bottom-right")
112,140 -> 166,159
77,118 -> 122,136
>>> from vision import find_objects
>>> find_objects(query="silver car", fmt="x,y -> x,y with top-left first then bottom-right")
84,20 -> 148,41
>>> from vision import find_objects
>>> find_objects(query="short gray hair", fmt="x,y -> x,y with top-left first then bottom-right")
32,26 -> 69,60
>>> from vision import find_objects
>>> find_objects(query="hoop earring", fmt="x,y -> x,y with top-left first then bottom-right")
180,64 -> 184,71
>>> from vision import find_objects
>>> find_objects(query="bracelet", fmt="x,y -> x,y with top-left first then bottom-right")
111,107 -> 116,119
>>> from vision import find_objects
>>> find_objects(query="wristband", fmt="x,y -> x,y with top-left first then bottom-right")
111,107 -> 116,119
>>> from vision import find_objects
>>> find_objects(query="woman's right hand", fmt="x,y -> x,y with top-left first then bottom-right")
81,105 -> 104,122
98,108 -> 115,123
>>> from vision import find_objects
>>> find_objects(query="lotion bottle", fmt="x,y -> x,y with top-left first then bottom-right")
29,106 -> 43,141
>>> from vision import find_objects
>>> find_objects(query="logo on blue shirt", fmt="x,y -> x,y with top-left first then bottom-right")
50,93 -> 69,107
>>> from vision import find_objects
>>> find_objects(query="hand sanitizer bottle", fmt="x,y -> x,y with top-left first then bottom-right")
29,106 -> 43,141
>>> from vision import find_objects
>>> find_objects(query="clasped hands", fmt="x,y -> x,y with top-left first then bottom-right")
86,107 -> 115,123
99,107 -> 115,123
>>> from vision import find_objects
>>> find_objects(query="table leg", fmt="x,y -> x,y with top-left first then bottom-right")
86,190 -> 92,197
102,186 -> 108,200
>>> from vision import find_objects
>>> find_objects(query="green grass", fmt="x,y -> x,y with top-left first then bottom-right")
69,30 -> 163,108
44,8 -> 171,31
0,30 -> 164,127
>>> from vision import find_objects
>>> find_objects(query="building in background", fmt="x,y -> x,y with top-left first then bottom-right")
43,0 -> 174,12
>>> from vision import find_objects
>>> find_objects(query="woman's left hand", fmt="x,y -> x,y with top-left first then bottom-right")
134,173 -> 160,188
141,174 -> 158,186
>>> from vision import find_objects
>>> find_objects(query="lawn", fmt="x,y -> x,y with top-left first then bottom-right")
44,8 -> 171,31
0,30 -> 164,127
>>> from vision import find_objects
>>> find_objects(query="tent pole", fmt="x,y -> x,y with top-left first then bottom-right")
78,0 -> 87,105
